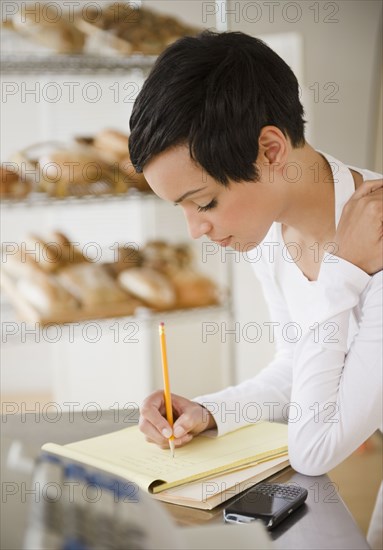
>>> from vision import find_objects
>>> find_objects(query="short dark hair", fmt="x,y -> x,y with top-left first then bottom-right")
129,31 -> 305,185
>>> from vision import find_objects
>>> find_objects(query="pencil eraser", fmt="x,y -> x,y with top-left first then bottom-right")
160,322 -> 165,327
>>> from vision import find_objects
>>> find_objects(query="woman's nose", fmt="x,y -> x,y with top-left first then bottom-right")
184,209 -> 212,240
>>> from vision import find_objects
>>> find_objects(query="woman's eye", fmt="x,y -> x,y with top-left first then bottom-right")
197,199 -> 217,212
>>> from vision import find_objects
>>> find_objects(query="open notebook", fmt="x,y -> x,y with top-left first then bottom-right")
42,422 -> 289,510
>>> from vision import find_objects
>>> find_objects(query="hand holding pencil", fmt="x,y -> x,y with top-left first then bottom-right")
139,390 -> 216,449
138,324 -> 218,450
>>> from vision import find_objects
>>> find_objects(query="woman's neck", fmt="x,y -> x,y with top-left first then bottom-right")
276,144 -> 336,244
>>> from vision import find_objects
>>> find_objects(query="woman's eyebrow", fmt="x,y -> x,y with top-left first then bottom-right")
174,186 -> 208,204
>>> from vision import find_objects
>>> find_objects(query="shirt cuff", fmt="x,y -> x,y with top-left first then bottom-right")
318,253 -> 371,292
295,253 -> 371,338
192,396 -> 239,437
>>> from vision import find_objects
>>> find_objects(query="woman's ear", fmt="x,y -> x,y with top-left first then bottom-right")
258,126 -> 289,166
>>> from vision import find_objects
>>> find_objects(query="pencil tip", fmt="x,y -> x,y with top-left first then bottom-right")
169,439 -> 175,458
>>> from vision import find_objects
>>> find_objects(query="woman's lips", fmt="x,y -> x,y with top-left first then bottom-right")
213,236 -> 232,247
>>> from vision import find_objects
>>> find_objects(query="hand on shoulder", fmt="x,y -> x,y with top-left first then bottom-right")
335,179 -> 383,275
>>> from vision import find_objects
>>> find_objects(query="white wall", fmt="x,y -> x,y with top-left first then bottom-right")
227,0 -> 382,170
134,0 -> 383,168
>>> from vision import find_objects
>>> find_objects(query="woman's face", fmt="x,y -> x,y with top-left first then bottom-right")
143,144 -> 284,252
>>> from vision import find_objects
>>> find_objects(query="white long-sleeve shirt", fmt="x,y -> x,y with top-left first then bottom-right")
194,152 -> 382,547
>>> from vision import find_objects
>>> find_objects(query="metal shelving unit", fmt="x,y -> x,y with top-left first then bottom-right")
0,52 -> 157,75
1,41 -> 236,403
0,189 -> 157,208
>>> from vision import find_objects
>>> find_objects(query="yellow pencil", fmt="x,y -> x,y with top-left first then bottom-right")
159,322 -> 175,458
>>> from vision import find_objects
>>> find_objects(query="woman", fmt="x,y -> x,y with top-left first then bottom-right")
129,32 -> 382,547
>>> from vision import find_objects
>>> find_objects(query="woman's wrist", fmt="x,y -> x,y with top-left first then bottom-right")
199,405 -> 218,432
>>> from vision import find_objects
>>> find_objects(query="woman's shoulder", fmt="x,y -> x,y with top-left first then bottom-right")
347,165 -> 382,181
321,150 -> 382,182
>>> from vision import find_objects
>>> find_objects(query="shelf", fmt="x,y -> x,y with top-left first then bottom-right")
134,303 -> 229,323
1,267 -> 229,327
0,53 -> 157,74
0,302 -> 230,347
0,189 -> 157,208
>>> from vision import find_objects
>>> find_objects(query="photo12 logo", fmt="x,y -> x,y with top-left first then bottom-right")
1,320 -> 140,344
1,81 -> 141,105
201,321 -> 339,345
1,2 -> 142,25
201,1 -> 340,26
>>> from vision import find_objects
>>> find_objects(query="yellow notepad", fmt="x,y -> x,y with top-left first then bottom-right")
42,422 -> 288,498
153,454 -> 289,510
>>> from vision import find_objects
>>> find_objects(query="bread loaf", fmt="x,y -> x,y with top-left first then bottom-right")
105,245 -> 142,277
17,272 -> 79,316
170,270 -> 219,309
0,164 -> 31,199
173,245 -> 193,270
58,263 -> 129,307
37,146 -> 129,196
142,241 -> 181,273
1,249 -> 40,279
38,149 -> 105,184
93,129 -> 130,161
46,231 -> 88,265
22,233 -> 66,273
93,129 -> 150,192
119,156 -> 150,192
80,4 -> 200,55
3,232 -> 88,279
118,267 -> 176,309
12,3 -> 85,53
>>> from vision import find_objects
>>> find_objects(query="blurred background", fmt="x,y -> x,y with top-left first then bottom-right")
0,0 -> 382,538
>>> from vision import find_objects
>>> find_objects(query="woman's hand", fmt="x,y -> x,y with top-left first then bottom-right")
334,179 -> 383,275
139,390 -> 217,449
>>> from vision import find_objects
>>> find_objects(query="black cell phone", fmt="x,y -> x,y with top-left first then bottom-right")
223,482 -> 308,530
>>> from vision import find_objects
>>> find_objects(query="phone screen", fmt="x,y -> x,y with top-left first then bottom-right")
227,491 -> 288,516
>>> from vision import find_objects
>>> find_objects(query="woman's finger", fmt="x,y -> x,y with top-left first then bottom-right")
139,417 -> 169,445
351,179 -> 383,199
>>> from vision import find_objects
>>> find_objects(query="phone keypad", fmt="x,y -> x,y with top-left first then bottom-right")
254,483 -> 303,500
